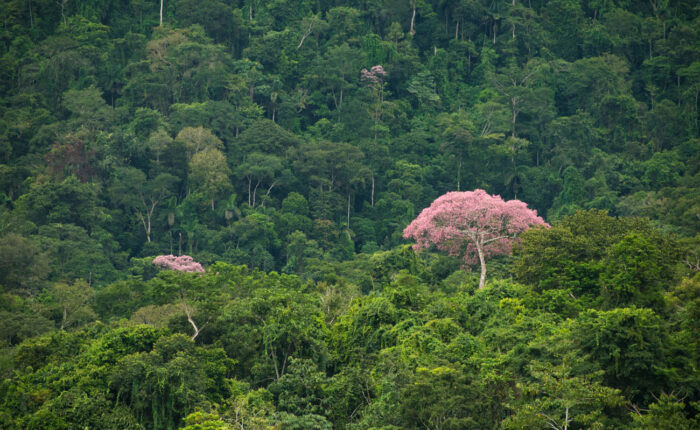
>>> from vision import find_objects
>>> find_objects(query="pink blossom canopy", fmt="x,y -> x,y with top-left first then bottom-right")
403,190 -> 548,264
152,255 -> 204,273
361,65 -> 386,84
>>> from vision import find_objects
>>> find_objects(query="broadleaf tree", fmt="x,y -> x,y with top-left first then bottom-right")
403,189 -> 547,289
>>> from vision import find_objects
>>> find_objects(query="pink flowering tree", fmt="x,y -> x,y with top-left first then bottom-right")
152,255 -> 207,339
153,254 -> 204,273
360,65 -> 388,142
403,190 -> 548,289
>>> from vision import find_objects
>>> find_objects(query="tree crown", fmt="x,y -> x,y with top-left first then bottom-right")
153,255 -> 204,273
403,189 -> 548,264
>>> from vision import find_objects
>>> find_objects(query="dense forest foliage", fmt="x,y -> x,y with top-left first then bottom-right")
0,0 -> 698,428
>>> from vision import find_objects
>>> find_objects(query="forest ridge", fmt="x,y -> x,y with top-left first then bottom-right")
0,0 -> 699,429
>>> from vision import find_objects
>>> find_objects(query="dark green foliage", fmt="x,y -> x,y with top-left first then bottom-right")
0,1 -> 698,428
513,209 -> 679,309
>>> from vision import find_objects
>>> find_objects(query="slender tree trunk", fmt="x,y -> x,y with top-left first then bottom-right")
457,159 -> 462,191
160,0 -> 163,26
476,241 -> 487,289
28,0 -> 34,28
347,191 -> 351,228
410,2 -> 416,35
371,173 -> 375,207
183,303 -> 200,340
146,212 -> 152,242
252,180 -> 260,208
60,307 -> 67,330
57,0 -> 67,26
297,19 -> 314,50
138,212 -> 152,242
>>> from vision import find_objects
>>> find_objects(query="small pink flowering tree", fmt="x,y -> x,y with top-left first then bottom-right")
152,254 -> 204,273
152,255 -> 206,339
403,190 -> 548,289
360,65 -> 387,142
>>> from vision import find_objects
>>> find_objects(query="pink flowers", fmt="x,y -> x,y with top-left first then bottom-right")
152,255 -> 204,273
361,65 -> 386,84
403,190 -> 548,288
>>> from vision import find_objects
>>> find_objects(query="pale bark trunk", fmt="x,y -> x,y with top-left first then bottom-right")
60,307 -> 67,330
477,240 -> 486,289
297,20 -> 314,50
160,0 -> 163,26
252,180 -> 260,208
182,298 -> 205,341
410,3 -> 417,35
57,0 -> 67,26
138,211 -> 151,242
457,159 -> 462,191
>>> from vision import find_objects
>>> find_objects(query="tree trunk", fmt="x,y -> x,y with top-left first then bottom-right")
182,298 -> 204,341
60,307 -> 67,330
57,0 -> 67,26
139,212 -> 152,243
476,241 -> 487,289
371,173 -> 375,207
252,180 -> 260,208
160,0 -> 164,26
457,159 -> 462,191
410,2 -> 417,35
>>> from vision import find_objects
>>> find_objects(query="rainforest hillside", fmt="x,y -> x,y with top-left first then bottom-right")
0,0 -> 698,428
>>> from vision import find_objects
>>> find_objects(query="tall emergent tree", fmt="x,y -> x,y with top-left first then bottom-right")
153,255 -> 208,340
404,189 -> 547,289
